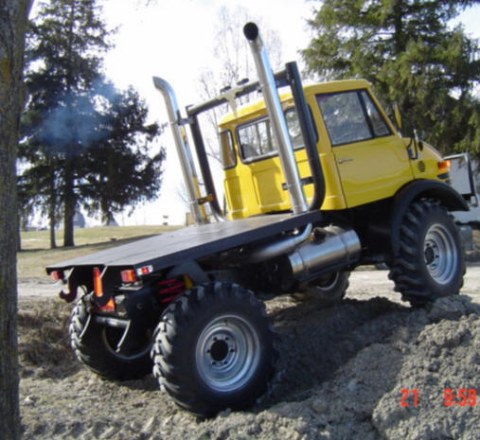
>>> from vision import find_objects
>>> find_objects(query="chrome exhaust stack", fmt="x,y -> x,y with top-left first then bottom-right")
244,22 -> 308,215
243,23 -> 361,280
153,77 -> 206,225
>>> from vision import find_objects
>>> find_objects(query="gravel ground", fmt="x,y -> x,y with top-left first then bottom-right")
18,266 -> 480,439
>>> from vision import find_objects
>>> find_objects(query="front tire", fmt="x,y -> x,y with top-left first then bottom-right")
389,199 -> 465,306
70,298 -> 154,380
151,282 -> 276,417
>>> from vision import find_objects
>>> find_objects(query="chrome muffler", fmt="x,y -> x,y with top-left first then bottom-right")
288,227 -> 361,281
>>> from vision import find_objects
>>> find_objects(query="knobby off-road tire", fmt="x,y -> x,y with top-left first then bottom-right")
292,271 -> 350,305
151,282 -> 277,417
389,199 -> 465,306
70,299 -> 153,380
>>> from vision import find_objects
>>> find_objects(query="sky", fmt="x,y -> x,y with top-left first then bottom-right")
36,0 -> 480,226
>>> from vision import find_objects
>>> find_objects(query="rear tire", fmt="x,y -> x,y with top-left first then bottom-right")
70,298 -> 153,380
292,271 -> 350,305
151,282 -> 276,417
389,199 -> 465,306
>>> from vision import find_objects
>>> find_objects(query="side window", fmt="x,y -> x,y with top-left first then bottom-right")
360,91 -> 391,137
238,119 -> 275,162
219,130 -> 236,169
285,108 -> 303,149
317,92 -> 372,146
237,109 -> 305,162
317,90 -> 391,146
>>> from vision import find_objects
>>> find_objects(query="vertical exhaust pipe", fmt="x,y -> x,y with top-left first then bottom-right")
153,77 -> 206,225
244,22 -> 308,215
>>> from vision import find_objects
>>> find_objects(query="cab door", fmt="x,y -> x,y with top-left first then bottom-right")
316,89 -> 414,208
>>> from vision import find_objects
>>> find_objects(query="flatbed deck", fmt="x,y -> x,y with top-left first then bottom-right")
47,211 -> 322,275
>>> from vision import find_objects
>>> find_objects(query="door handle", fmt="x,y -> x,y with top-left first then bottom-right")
337,157 -> 353,164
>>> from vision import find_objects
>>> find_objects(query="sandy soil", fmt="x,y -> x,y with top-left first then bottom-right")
17,266 -> 480,439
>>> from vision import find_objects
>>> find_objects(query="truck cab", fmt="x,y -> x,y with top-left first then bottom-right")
220,80 -> 451,219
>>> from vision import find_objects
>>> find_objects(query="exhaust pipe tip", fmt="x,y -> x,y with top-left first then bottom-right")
243,22 -> 259,41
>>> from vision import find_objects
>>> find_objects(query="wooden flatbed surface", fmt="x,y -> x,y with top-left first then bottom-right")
46,211 -> 322,274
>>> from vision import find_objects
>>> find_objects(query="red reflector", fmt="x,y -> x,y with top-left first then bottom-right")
121,269 -> 137,283
136,265 -> 153,276
50,270 -> 64,282
93,267 -> 103,298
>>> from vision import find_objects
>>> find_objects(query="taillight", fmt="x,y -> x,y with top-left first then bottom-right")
121,269 -> 137,283
137,265 -> 154,276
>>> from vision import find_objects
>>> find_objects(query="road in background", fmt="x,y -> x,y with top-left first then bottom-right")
18,265 -> 480,303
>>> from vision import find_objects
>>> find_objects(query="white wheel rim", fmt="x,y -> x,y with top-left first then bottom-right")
424,223 -> 458,285
195,314 -> 260,392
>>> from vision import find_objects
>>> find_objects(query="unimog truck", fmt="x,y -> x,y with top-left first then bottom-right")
47,23 -> 473,417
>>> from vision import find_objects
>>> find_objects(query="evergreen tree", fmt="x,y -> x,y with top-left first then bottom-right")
80,87 -> 165,225
303,0 -> 480,157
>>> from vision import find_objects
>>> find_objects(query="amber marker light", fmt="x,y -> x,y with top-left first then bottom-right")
438,160 -> 451,172
121,269 -> 137,283
93,267 -> 103,297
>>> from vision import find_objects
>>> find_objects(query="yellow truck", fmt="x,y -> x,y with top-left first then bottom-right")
47,23 -> 471,417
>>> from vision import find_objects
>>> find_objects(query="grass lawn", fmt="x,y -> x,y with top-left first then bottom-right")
17,225 -> 480,281
18,225 -> 179,280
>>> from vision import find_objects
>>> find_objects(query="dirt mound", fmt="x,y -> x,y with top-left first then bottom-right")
18,293 -> 480,439
373,296 -> 480,440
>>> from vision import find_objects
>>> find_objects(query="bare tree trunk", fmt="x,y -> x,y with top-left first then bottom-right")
63,158 -> 75,247
49,164 -> 57,249
17,211 -> 22,252
0,1 -> 33,438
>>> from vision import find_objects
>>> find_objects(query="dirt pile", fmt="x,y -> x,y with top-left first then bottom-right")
18,293 -> 480,439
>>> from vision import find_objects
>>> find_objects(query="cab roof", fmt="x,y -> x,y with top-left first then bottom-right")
218,79 -> 371,127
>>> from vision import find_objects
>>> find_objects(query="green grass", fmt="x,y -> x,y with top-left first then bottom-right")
18,225 -> 180,280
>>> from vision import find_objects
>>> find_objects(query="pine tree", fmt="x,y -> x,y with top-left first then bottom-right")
303,0 -> 480,157
79,86 -> 165,225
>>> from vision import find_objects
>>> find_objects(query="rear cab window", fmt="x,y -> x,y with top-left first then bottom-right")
236,108 -> 304,164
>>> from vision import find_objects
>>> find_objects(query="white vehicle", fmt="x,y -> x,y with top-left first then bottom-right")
448,153 -> 479,249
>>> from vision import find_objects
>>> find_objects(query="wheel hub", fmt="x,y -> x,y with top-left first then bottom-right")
424,245 -> 435,265
196,315 -> 260,392
207,336 -> 234,364
423,223 -> 458,285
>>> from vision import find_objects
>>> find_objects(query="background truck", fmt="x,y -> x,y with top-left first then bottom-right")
47,23 -> 471,417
